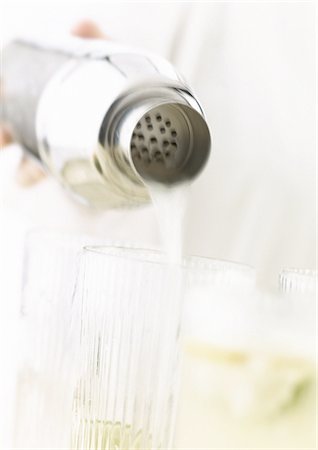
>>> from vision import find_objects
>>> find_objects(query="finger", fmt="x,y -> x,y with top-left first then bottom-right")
0,125 -> 13,149
0,81 -> 14,149
71,20 -> 108,39
15,157 -> 46,187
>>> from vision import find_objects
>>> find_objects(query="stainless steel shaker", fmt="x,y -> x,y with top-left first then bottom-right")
1,36 -> 211,208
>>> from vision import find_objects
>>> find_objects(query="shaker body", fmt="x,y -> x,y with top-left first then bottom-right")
1,37 -> 211,207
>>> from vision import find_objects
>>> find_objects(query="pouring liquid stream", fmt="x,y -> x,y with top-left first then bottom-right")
149,183 -> 189,265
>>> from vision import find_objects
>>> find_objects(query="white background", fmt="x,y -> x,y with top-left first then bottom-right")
0,2 -> 316,447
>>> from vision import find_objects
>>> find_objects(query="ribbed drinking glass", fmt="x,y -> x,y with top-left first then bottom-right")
71,246 -> 185,450
13,229 -> 103,449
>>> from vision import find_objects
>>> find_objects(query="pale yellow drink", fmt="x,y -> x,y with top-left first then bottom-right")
175,339 -> 315,449
72,420 -> 152,450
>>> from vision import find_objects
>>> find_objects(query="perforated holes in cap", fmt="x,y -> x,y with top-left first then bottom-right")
130,104 -> 194,183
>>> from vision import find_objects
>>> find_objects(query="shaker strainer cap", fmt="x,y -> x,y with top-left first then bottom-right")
130,103 -> 211,184
107,95 -> 211,187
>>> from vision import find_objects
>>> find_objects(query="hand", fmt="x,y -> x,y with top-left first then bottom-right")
0,20 -> 108,187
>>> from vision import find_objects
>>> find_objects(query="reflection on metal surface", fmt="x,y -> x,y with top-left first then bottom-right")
2,38 -> 211,208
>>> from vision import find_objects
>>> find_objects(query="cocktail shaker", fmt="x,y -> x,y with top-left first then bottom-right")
1,36 -> 211,207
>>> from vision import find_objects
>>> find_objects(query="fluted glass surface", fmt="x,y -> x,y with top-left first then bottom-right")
13,230 -> 104,449
71,246 -> 185,450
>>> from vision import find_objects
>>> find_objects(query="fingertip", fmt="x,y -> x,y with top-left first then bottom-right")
0,126 -> 13,149
71,20 -> 108,39
15,158 -> 46,187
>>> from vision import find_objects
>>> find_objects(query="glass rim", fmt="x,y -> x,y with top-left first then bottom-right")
82,244 -> 255,274
280,268 -> 317,278
24,229 -> 254,274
